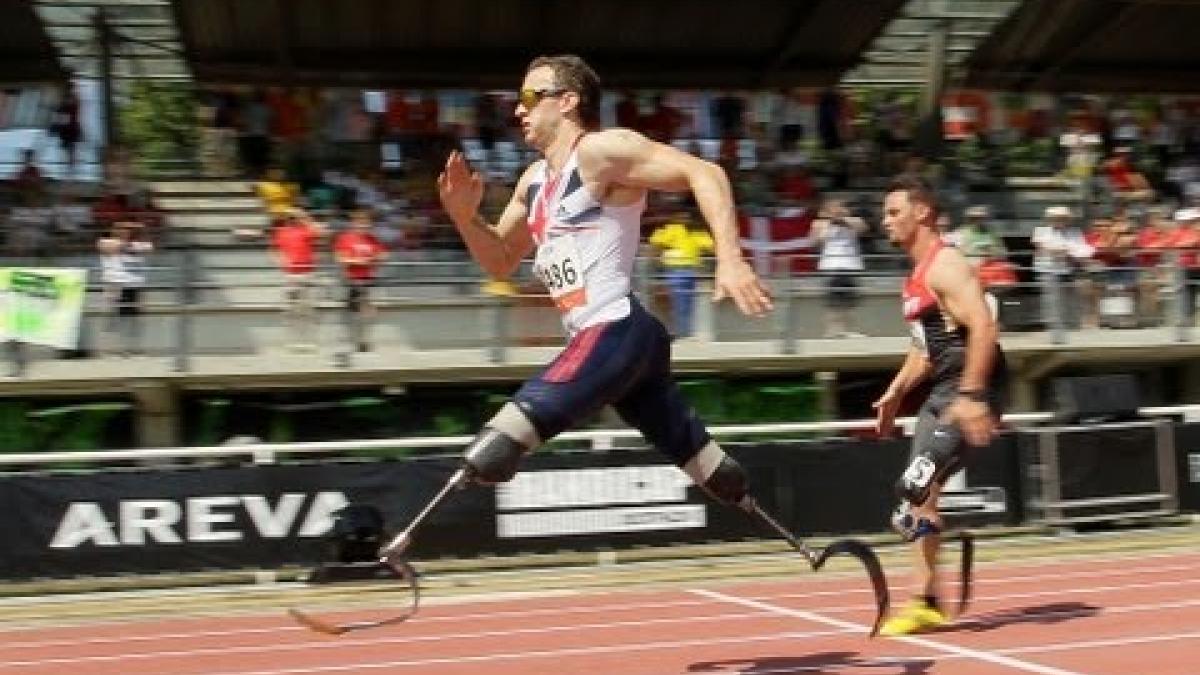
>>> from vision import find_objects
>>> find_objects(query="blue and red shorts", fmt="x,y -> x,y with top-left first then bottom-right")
514,298 -> 710,465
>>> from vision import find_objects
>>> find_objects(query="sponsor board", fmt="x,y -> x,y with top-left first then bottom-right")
496,465 -> 704,538
497,465 -> 690,510
49,492 -> 348,549
498,505 -> 706,538
939,487 -> 1007,514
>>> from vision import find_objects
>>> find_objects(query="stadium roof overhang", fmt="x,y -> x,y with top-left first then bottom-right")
964,0 -> 1200,93
172,0 -> 907,89
0,1 -> 67,84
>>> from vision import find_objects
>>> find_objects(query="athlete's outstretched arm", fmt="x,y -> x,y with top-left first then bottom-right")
437,151 -> 537,279
928,248 -> 999,446
584,129 -> 773,317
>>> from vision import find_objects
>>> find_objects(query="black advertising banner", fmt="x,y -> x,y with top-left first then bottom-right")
0,435 -> 1024,580
0,459 -> 480,579
1174,423 -> 1200,512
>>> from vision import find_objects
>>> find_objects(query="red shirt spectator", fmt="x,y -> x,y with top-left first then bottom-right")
1135,220 -> 1173,268
615,94 -> 639,130
1085,222 -> 1123,267
335,228 -> 386,280
385,91 -> 409,134
1169,226 -> 1200,268
272,216 -> 321,274
266,89 -> 300,140
642,97 -> 684,142
93,192 -> 132,228
776,166 -> 817,203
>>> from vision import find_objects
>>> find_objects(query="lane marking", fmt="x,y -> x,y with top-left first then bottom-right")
1003,630 -> 1200,656
1,559 -> 1198,653
0,544 -> 1193,615
0,610 -> 775,668
692,588 -> 1084,675
204,628 -> 858,674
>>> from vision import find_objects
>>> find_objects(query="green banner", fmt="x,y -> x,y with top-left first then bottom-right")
0,268 -> 87,349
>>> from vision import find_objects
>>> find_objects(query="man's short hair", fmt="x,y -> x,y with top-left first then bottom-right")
526,54 -> 602,129
887,173 -> 939,217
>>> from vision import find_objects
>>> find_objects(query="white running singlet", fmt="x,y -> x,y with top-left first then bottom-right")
527,143 -> 645,334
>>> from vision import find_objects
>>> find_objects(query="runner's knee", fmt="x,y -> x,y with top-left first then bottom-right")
891,502 -> 942,542
682,441 -> 751,507
463,402 -> 542,484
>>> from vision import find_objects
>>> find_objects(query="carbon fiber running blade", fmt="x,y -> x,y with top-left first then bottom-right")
814,538 -> 890,637
288,607 -> 350,635
958,531 -> 975,617
287,559 -> 421,636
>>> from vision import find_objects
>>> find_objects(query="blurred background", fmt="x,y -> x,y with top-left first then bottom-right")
0,0 -> 1197,583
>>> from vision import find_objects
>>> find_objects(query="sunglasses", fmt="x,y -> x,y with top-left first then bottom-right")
518,87 -> 567,109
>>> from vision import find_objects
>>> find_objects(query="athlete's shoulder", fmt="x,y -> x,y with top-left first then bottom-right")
932,243 -> 970,269
579,128 -> 650,160
927,245 -> 974,288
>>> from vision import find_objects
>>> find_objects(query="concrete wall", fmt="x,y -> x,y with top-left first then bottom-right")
73,284 -> 912,356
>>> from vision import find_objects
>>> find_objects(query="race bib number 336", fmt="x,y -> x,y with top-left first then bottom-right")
535,237 -> 587,312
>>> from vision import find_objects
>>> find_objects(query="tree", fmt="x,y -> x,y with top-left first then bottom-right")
119,81 -> 198,175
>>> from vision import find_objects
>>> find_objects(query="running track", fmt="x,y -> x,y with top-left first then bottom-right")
0,539 -> 1197,674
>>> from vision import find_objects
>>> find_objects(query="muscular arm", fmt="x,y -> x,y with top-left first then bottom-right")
888,345 -> 933,397
583,129 -> 772,316
438,154 -> 537,279
927,248 -> 998,393
584,129 -> 742,263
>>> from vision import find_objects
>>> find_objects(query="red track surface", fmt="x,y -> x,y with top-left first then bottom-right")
1,548 -> 1197,674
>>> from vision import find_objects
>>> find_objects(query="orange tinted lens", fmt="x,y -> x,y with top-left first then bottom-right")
518,89 -> 539,108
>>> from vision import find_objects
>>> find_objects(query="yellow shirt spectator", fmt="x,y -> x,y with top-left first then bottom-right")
650,220 -> 714,268
257,170 -> 300,218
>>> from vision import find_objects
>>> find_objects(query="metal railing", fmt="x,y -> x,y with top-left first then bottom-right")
2,403 -> 1198,469
2,247 -> 1199,374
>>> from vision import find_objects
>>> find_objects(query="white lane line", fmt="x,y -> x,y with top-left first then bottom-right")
1002,631 -> 1200,656
810,575 -> 1200,616
206,628 -> 857,675
692,588 -> 1085,675
1,560 -> 1197,655
4,556 -> 1195,650
0,609 -> 773,669
0,544 -> 1193,617
1,578 -> 1194,671
0,545 -> 1193,644
669,631 -> 1200,675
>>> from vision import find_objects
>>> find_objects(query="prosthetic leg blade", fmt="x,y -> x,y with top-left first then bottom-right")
957,531 -> 975,618
745,500 -> 889,637
287,558 -> 421,636
813,538 -> 890,637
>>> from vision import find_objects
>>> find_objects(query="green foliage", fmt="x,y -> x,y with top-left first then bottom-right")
0,401 -> 133,452
118,81 -> 198,173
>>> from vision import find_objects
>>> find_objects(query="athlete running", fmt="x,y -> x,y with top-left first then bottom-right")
436,55 -> 773,507
873,173 -> 1008,636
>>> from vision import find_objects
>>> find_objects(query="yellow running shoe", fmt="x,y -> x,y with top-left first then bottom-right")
878,598 -> 947,637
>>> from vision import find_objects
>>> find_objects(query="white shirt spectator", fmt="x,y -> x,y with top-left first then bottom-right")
815,217 -> 866,272
99,238 -> 152,285
1032,222 -> 1092,274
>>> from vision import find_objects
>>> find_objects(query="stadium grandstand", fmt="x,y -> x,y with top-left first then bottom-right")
0,1 -> 1198,673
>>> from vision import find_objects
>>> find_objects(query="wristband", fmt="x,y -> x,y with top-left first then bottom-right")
958,389 -> 988,403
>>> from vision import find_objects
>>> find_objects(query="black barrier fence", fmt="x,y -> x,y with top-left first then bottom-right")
0,436 -> 1026,580
1174,423 -> 1200,513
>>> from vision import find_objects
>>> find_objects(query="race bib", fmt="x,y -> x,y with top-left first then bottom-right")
534,236 -> 587,312
908,320 -> 928,354
902,456 -> 936,490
